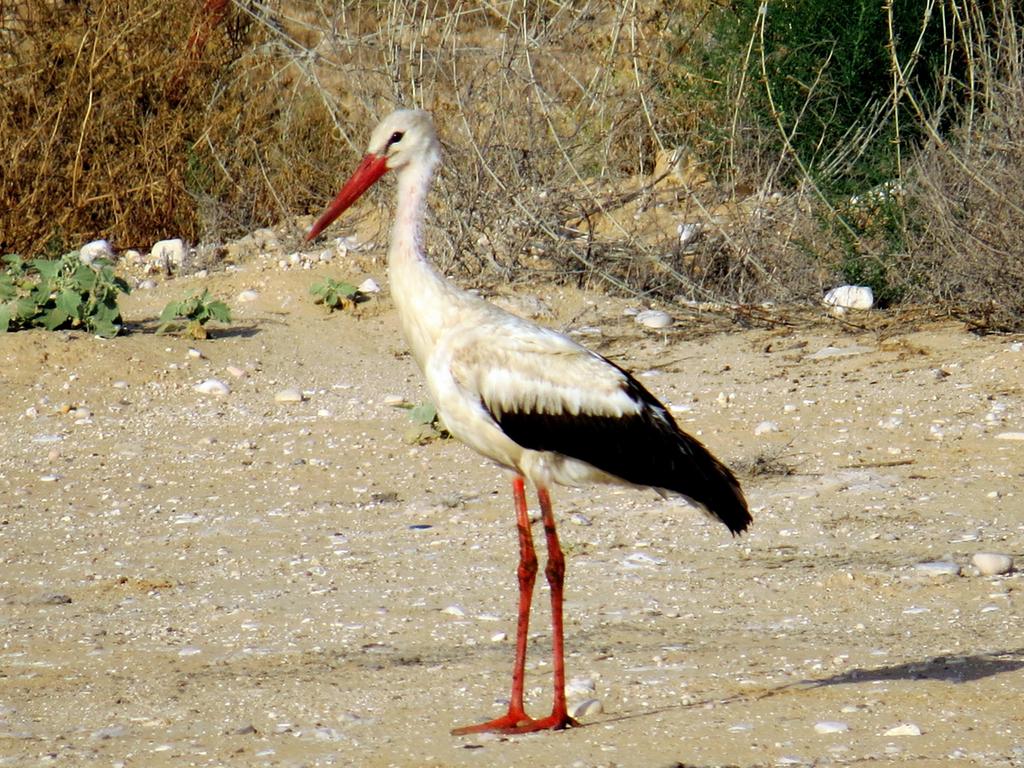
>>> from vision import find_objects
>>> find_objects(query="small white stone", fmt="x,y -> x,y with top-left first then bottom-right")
178,646 -> 202,657
823,285 -> 874,310
187,348 -> 204,359
274,388 -> 304,403
194,379 -> 230,396
635,309 -> 673,329
569,698 -> 603,719
754,420 -> 780,436
565,677 -> 596,698
237,289 -> 259,302
80,239 -> 114,265
358,278 -> 381,293
884,723 -> 922,737
442,605 -> 466,617
490,632 -> 507,643
913,561 -> 960,578
225,366 -> 246,379
972,552 -> 1013,576
994,431 -> 1024,441
151,238 -> 186,268
137,279 -> 157,290
677,222 -> 702,248
815,720 -> 849,734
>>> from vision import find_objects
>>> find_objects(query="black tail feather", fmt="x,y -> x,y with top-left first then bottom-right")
492,368 -> 751,535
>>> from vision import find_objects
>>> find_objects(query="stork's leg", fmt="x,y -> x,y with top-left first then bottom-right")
528,485 -> 579,731
451,476 -> 538,734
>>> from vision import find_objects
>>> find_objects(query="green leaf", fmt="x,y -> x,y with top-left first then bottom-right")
30,258 -> 61,282
409,403 -> 437,426
90,319 -> 119,338
43,307 -> 69,330
0,305 -> 10,332
205,300 -> 231,323
56,288 -> 82,317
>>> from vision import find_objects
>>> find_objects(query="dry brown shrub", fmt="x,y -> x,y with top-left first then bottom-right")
896,2 -> 1024,332
4,0 -> 1020,328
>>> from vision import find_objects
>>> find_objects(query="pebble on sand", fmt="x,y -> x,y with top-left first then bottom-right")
913,561 -> 961,578
569,698 -> 603,719
274,388 -> 305,403
823,285 -> 874,311
237,289 -> 260,302
972,552 -> 1014,576
635,309 -> 673,329
80,239 -> 114,265
814,721 -> 850,734
152,238 -> 186,269
194,379 -> 230,396
884,723 -> 922,737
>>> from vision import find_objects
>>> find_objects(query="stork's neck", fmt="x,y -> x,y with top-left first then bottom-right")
388,153 -> 463,371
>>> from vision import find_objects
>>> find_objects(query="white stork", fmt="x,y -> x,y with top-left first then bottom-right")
307,109 -> 750,735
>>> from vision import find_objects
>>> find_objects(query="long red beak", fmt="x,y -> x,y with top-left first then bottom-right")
306,153 -> 390,241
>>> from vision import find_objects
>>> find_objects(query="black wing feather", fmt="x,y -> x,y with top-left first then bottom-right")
489,361 -> 751,535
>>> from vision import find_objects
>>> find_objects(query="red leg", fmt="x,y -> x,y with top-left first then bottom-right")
452,476 -> 537,734
529,485 -> 579,731
451,480 -> 579,735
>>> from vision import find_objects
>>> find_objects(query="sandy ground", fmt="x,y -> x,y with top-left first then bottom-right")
1,255 -> 1023,768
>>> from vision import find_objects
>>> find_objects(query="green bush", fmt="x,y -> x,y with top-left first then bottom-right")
674,0 -> 949,192
0,251 -> 130,337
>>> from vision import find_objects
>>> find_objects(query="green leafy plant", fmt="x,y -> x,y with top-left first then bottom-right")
157,288 -> 231,339
0,251 -> 130,337
310,277 -> 363,312
391,400 -> 451,445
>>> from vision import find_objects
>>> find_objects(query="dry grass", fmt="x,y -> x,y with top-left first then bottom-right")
2,0 -> 1023,328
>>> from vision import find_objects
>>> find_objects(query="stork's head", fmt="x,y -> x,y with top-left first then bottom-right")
306,109 -> 440,241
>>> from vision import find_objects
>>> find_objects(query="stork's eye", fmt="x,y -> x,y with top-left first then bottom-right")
387,131 -> 404,148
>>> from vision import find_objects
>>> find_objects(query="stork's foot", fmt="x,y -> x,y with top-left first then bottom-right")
451,709 -> 579,735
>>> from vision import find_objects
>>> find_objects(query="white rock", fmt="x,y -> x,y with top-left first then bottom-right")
913,561 -> 960,578
972,552 -> 1013,576
136,279 -> 157,290
823,285 -> 874,310
358,278 -> 381,293
565,677 -> 596,698
994,431 -> 1024,441
187,348 -> 204,359
225,365 -> 246,379
884,723 -> 922,737
237,289 -> 259,302
151,238 -> 186,269
754,420 -> 780,436
194,379 -> 230,396
635,309 -> 673,329
80,239 -> 114,265
274,388 -> 304,403
814,720 -> 849,734
569,698 -> 603,719
677,222 -> 702,248
490,632 -> 507,643
441,605 -> 466,617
